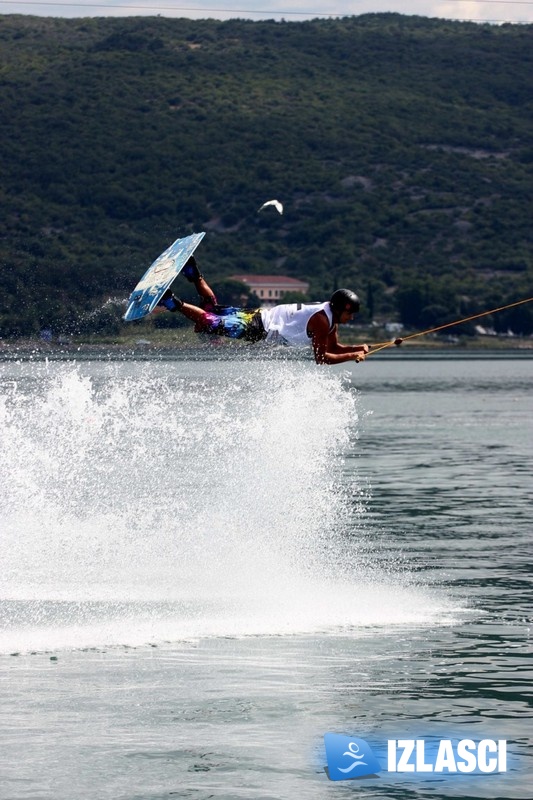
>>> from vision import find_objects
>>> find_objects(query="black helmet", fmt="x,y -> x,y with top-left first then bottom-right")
330,288 -> 360,316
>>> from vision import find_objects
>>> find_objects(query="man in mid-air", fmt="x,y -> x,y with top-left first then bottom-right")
157,257 -> 368,365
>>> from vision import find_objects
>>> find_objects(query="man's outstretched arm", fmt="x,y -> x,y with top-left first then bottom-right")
326,328 -> 369,356
308,314 -> 366,365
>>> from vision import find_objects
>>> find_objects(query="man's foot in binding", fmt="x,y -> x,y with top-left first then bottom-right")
158,289 -> 183,312
182,256 -> 202,283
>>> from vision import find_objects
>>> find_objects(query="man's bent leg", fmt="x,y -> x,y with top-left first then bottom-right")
158,298 -> 262,341
178,302 -> 211,329
182,256 -> 217,309
195,277 -> 218,310
157,291 -> 210,328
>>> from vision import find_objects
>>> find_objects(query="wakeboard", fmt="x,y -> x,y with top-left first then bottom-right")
124,232 -> 205,322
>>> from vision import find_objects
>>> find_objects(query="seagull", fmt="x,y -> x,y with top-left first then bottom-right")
258,199 -> 283,214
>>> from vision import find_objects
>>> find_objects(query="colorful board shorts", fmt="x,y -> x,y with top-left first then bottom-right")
199,306 -> 266,343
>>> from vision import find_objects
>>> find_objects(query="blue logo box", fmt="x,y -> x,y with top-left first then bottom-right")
324,734 -> 382,781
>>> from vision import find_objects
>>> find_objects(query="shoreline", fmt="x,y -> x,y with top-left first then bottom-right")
1,338 -> 532,362
1,324 -> 533,362
3,315 -> 533,361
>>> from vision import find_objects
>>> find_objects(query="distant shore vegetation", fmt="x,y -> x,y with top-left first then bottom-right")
0,14 -> 531,340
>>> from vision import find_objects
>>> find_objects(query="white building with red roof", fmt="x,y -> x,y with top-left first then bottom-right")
232,275 -> 309,306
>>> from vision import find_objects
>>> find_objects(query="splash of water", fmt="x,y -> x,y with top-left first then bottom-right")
68,296 -> 128,335
0,359 -> 455,652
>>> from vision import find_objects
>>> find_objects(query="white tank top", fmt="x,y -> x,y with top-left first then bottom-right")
260,301 -> 334,347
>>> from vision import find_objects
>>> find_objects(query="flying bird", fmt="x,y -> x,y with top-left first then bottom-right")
258,199 -> 283,215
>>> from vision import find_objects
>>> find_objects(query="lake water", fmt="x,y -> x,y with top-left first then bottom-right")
0,352 -> 531,799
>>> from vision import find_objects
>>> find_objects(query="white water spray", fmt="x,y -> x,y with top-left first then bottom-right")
0,359 -> 454,652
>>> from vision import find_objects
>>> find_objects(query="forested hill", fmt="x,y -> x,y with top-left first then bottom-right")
1,13 -> 532,337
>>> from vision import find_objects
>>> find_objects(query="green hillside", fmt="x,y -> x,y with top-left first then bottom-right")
0,13 -> 532,338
